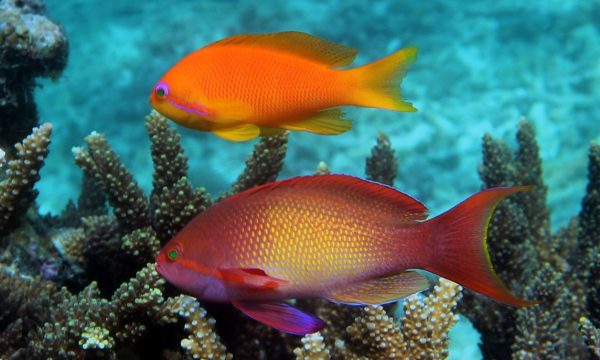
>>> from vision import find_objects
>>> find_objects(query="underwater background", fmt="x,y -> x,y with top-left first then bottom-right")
1,0 -> 600,359
35,0 -> 600,228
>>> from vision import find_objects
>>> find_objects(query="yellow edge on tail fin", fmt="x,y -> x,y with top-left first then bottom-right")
349,46 -> 417,112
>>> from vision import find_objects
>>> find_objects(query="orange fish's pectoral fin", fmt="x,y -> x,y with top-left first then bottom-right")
219,268 -> 289,290
327,271 -> 430,305
282,108 -> 352,135
212,123 -> 260,142
212,100 -> 253,122
233,301 -> 326,335
208,31 -> 358,67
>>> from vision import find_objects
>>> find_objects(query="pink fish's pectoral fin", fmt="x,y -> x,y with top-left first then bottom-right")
232,301 -> 326,335
219,268 -> 289,290
327,270 -> 430,305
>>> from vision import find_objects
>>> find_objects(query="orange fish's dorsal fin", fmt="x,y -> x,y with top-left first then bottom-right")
234,174 -> 429,223
327,271 -> 430,305
213,123 -> 260,142
219,268 -> 289,290
207,31 -> 359,67
282,108 -> 352,135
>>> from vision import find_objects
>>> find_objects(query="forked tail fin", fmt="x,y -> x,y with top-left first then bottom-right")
348,47 -> 418,112
426,186 -> 537,307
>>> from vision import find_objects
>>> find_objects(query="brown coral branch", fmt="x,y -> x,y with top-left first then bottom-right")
0,123 -> 52,236
366,132 -> 398,186
175,295 -> 232,360
228,133 -> 288,196
73,132 -> 149,233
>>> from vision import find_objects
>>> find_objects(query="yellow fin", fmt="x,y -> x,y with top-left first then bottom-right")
213,123 -> 260,142
282,108 -> 352,135
207,31 -> 358,67
327,271 -> 430,305
259,127 -> 287,137
350,46 -> 418,112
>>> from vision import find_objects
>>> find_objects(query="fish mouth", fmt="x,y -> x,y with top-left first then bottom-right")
155,263 -> 164,276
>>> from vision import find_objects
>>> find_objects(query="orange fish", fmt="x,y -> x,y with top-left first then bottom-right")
155,175 -> 536,335
149,31 -> 417,141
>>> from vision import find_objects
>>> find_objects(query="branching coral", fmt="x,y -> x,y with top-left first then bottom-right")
579,317 -> 600,359
176,295 -> 232,360
146,111 -> 211,243
73,133 -> 150,233
365,132 -> 398,186
293,332 -> 330,360
0,123 -> 52,237
1,111 -> 597,359
339,279 -> 461,360
227,132 -> 288,196
29,263 -> 179,359
460,119 -> 598,359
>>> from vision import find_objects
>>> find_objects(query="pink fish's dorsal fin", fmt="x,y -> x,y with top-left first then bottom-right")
219,268 -> 289,290
205,31 -> 358,67
225,174 -> 429,223
233,301 -> 326,335
327,270 -> 430,305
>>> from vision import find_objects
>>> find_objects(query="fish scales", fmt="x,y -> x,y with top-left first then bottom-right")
156,175 -> 536,335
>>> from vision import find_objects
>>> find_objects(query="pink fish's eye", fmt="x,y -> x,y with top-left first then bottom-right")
154,82 -> 169,99
167,249 -> 178,261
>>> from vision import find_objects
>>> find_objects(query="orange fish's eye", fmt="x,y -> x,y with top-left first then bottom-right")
154,82 -> 169,99
167,249 -> 178,261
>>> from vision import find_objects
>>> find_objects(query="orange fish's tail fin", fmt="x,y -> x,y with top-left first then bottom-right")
426,186 -> 538,307
349,47 -> 417,112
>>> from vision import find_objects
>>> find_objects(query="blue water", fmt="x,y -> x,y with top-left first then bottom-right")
32,1 -> 599,357
36,1 -> 599,229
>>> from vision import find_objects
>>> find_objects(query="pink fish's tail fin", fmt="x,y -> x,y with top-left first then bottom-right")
425,186 -> 538,307
348,47 -> 417,112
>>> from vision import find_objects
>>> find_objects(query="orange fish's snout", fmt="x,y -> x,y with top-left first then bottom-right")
149,80 -> 214,132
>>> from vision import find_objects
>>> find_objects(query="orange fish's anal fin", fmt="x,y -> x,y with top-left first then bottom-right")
327,271 -> 430,305
219,268 -> 289,290
233,301 -> 326,335
282,108 -> 352,135
212,123 -> 260,141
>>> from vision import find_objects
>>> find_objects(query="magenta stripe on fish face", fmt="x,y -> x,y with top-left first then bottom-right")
167,98 -> 209,117
155,81 -> 209,117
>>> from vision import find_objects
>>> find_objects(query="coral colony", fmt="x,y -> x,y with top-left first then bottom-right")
1,0 -> 599,359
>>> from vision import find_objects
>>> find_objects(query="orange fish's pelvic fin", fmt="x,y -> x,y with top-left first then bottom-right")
259,127 -> 287,137
212,123 -> 260,141
426,186 -> 538,307
233,301 -> 326,335
208,31 -> 359,67
219,268 -> 289,290
327,271 -> 429,305
282,108 -> 352,135
350,46 -> 417,112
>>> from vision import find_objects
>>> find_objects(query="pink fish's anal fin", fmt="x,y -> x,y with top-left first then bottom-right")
327,270 -> 430,305
233,301 -> 326,335
219,268 -> 289,290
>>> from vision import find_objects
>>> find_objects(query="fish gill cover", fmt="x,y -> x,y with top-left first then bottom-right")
0,0 -> 599,359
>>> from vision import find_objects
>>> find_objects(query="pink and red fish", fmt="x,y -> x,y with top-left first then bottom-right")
155,175 -> 535,335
